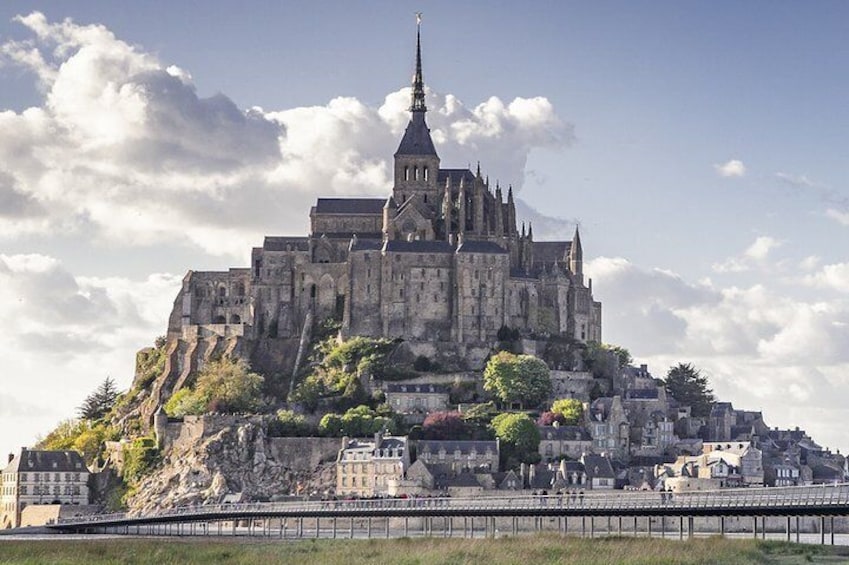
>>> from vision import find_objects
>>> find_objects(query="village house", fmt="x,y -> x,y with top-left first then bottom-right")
415,440 -> 499,473
385,383 -> 450,419
1,448 -> 91,529
336,433 -> 410,497
537,424 -> 593,462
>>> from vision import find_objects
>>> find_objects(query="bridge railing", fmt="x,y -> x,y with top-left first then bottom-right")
57,483 -> 849,526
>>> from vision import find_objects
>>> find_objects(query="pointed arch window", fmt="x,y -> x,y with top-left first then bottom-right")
404,166 -> 410,181
423,166 -> 429,181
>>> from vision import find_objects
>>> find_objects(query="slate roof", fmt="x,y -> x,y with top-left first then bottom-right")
532,241 -> 571,265
314,231 -> 383,240
417,440 -> 499,456
395,113 -> 438,156
439,473 -> 483,489
349,238 -> 384,252
314,198 -> 386,215
383,240 -> 455,254
509,268 -> 539,280
4,449 -> 88,474
626,388 -> 659,400
386,383 -> 450,394
456,240 -> 508,254
582,455 -> 615,479
437,168 -> 475,184
538,425 -> 592,442
263,236 -> 309,252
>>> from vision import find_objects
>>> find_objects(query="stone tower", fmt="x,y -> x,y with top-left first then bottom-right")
392,20 -> 440,217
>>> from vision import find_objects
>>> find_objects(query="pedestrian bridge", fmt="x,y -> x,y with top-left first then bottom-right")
49,483 -> 849,543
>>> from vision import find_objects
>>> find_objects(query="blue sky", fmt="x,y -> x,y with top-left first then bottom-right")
0,2 -> 847,456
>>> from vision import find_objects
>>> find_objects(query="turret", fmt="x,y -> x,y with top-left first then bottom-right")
494,183 -> 504,236
570,226 -> 583,281
458,177 -> 466,236
382,196 -> 398,240
442,176 -> 452,241
507,185 -> 517,236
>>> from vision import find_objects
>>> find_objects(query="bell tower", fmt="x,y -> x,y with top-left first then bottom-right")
393,15 -> 440,211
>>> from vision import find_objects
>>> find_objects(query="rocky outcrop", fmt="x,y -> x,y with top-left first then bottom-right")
127,416 -> 339,515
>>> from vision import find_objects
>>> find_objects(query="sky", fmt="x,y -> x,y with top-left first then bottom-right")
0,2 -> 848,457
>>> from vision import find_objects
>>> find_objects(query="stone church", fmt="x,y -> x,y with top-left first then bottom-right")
166,26 -> 601,351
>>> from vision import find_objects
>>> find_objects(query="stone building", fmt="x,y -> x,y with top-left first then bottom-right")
336,433 -> 410,497
385,383 -> 450,416
416,440 -> 500,473
1,448 -> 90,529
538,424 -> 593,462
161,24 -> 602,379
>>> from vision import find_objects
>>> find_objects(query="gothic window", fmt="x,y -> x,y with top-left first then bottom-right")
423,166 -> 429,181
399,288 -> 404,298
218,286 -> 227,298
414,166 -> 419,181
424,194 -> 428,203
404,166 -> 409,181
236,282 -> 246,297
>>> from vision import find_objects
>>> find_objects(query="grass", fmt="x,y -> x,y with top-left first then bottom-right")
0,535 -> 848,564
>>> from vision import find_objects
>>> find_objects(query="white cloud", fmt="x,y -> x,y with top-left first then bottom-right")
0,252 -> 181,450
0,12 -> 572,260
712,235 -> 782,273
714,159 -> 746,178
804,262 -> 849,293
826,208 -> 849,227
775,171 -> 816,189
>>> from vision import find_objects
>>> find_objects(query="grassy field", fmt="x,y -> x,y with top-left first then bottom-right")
1,535 -> 848,564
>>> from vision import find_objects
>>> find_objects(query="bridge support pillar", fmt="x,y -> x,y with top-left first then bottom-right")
385,517 -> 390,539
786,516 -> 791,542
679,516 -> 683,540
796,516 -> 800,543
404,517 -> 408,537
315,517 -> 320,539
581,515 -> 586,537
753,516 -> 757,539
298,517 -> 304,538
634,516 -> 638,537
831,516 -> 835,545
762,516 -> 766,540
464,517 -> 468,538
821,516 -> 826,545
448,516 -> 452,538
618,515 -> 622,536
720,516 -> 725,537
688,516 -> 694,540
648,517 -> 652,538
332,517 -> 337,539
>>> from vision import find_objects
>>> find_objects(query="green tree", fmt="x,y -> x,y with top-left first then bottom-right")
164,357 -> 264,416
583,342 -> 631,380
662,363 -> 715,418
551,398 -> 584,425
491,412 -> 541,465
78,377 -> 120,421
268,409 -> 313,437
483,352 -> 552,409
318,413 -> 345,436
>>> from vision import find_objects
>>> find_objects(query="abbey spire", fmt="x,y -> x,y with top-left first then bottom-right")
411,14 -> 426,113
393,14 -> 440,210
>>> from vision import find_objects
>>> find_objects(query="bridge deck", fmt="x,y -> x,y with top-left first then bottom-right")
51,483 -> 849,532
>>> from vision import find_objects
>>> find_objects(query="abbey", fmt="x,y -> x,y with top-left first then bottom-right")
167,27 -> 601,348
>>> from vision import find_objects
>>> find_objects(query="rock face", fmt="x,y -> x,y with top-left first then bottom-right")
127,415 -> 339,515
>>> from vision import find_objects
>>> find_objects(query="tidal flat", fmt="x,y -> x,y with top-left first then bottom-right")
1,535 -> 849,564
